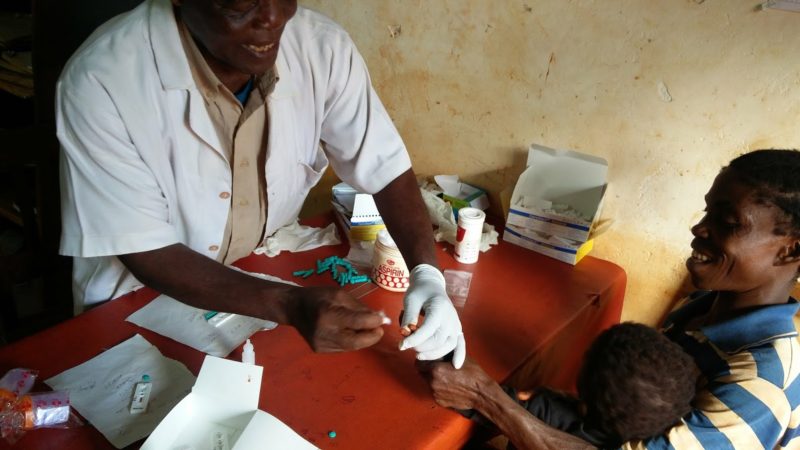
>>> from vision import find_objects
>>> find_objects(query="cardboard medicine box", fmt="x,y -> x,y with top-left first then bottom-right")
504,144 -> 607,264
433,175 -> 490,216
331,182 -> 385,242
503,224 -> 595,265
142,355 -> 316,450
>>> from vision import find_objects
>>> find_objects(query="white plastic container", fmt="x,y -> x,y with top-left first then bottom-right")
242,339 -> 255,365
371,229 -> 410,292
454,207 -> 486,264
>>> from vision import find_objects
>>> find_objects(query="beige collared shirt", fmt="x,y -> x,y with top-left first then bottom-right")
178,22 -> 277,264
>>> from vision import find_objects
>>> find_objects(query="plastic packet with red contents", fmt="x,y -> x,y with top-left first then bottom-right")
1,390 -> 84,444
0,369 -> 38,413
0,368 -> 83,444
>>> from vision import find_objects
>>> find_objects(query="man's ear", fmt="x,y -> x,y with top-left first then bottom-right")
777,239 -> 800,265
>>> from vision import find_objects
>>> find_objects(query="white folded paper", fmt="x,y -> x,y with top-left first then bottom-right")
45,335 -> 195,449
126,271 -> 295,357
142,355 -> 317,450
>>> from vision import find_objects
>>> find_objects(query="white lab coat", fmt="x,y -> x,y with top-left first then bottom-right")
58,0 -> 411,312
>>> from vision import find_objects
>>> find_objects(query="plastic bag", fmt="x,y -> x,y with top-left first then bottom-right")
0,369 -> 83,444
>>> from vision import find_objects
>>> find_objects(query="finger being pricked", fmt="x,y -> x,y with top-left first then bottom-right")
398,309 -> 424,336
399,313 -> 441,350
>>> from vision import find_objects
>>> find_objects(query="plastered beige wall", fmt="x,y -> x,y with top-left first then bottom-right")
299,0 -> 800,326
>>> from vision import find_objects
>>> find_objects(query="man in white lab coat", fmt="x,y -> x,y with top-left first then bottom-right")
57,0 -> 465,367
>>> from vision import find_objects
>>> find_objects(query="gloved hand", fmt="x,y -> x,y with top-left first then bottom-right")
400,264 -> 466,369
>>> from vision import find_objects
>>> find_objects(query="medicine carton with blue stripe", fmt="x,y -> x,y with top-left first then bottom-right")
504,144 -> 607,264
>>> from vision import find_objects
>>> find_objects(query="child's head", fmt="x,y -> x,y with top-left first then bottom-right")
687,149 -> 800,294
576,322 -> 697,442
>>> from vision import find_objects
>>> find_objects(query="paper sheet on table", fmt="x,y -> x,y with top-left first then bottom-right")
254,220 -> 341,257
45,334 -> 195,449
126,270 -> 296,357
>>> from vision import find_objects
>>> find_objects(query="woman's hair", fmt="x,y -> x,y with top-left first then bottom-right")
728,149 -> 800,237
577,322 -> 698,442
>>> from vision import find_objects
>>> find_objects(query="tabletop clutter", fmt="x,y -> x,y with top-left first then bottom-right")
2,143 -> 612,447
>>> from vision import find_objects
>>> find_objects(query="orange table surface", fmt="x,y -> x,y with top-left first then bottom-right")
0,218 -> 625,449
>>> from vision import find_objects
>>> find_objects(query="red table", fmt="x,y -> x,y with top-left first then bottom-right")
0,219 -> 625,449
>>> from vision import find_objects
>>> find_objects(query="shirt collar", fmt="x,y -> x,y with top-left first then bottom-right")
668,291 -> 799,353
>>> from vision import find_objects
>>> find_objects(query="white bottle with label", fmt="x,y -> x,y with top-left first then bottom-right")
454,208 -> 486,264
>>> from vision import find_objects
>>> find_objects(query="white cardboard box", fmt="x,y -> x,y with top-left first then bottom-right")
506,144 -> 607,243
503,224 -> 594,265
331,182 -> 383,225
332,182 -> 385,242
141,356 -> 317,450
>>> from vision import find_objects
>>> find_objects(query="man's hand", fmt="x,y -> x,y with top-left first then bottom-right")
286,286 -> 385,352
421,357 -> 494,410
400,264 -> 466,368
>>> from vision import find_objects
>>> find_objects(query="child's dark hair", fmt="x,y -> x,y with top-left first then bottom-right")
576,322 -> 697,442
728,149 -> 800,237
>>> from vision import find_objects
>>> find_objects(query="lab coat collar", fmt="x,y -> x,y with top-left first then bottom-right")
149,0 -> 193,91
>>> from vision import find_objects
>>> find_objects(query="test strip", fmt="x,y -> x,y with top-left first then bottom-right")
129,378 -> 152,414
207,312 -> 234,327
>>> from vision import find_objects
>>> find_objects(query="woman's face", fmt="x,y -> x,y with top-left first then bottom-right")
177,0 -> 297,84
687,168 -> 797,294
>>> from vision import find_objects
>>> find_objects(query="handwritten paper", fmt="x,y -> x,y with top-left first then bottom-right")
126,270 -> 294,357
45,334 -> 195,449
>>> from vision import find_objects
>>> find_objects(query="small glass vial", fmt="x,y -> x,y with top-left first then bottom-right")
454,208 -> 486,264
371,229 -> 410,292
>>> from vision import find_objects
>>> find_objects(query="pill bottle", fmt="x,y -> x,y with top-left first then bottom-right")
454,207 -> 486,264
371,229 -> 410,292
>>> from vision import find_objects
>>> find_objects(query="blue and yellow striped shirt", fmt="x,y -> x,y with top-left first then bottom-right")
624,292 -> 800,450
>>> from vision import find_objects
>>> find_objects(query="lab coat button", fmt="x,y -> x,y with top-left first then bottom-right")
208,245 -> 219,252
219,192 -> 231,199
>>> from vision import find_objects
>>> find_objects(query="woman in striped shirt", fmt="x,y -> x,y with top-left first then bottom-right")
426,149 -> 800,450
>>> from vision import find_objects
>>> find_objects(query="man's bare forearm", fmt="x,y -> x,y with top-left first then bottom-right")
119,243 -> 297,322
475,382 -> 597,450
373,168 -> 438,269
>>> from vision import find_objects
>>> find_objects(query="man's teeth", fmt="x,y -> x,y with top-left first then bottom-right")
248,43 -> 274,52
691,250 -> 710,262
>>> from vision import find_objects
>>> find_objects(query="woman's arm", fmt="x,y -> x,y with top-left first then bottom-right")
425,359 -> 596,450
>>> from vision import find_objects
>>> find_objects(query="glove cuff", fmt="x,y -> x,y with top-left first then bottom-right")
410,263 -> 446,286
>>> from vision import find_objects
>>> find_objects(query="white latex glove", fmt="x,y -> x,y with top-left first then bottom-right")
399,264 -> 466,369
